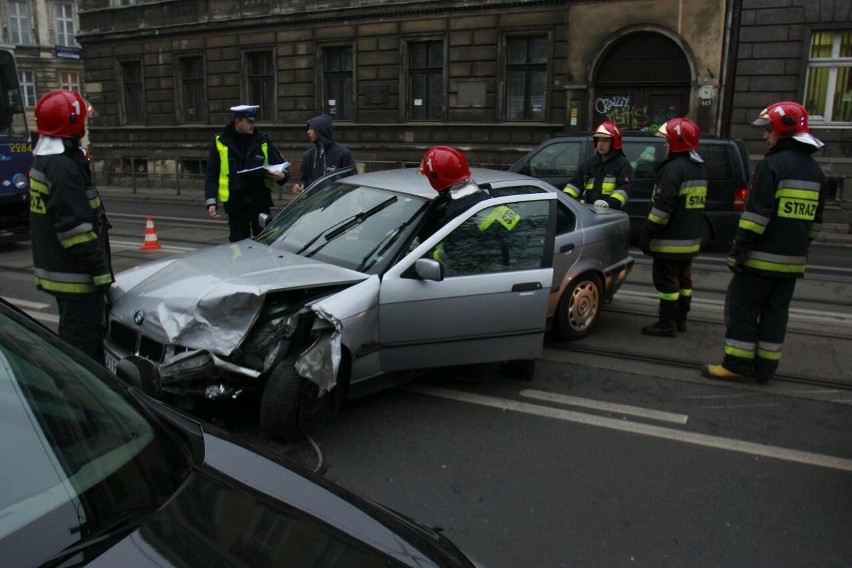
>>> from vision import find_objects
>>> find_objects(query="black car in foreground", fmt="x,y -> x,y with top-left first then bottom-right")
510,131 -> 751,247
0,299 -> 480,567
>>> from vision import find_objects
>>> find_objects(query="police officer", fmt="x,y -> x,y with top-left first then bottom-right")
640,118 -> 708,337
563,121 -> 633,209
30,90 -> 113,363
204,104 -> 289,242
704,102 -> 826,383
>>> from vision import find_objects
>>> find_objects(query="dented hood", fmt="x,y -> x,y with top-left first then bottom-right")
108,240 -> 368,356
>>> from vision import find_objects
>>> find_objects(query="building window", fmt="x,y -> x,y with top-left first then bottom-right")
245,51 -> 274,121
8,1 -> 31,45
805,31 -> 852,124
505,36 -> 548,121
54,2 -> 76,47
18,70 -> 35,108
178,56 -> 206,123
120,61 -> 144,124
324,46 -> 353,120
408,40 -> 444,121
58,71 -> 80,91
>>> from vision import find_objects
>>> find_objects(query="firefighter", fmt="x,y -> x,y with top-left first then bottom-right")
639,118 -> 708,337
563,121 -> 633,209
29,90 -> 114,363
704,101 -> 827,383
418,145 -> 533,379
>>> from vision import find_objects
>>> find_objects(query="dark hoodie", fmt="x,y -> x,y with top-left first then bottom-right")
299,114 -> 355,187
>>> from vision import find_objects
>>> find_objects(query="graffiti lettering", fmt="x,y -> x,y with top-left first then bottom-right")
597,105 -> 678,131
594,96 -> 631,114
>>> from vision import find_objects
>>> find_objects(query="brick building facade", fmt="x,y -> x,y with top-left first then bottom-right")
73,0 -> 852,225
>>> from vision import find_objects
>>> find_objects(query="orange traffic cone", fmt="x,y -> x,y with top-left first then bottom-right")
140,215 -> 162,250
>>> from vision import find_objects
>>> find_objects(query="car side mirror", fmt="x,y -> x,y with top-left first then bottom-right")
414,258 -> 444,281
116,355 -> 161,396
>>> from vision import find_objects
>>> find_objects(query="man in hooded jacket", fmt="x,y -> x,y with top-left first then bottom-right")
292,114 -> 355,194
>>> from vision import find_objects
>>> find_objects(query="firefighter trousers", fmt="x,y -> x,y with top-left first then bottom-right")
722,272 -> 797,380
56,292 -> 107,364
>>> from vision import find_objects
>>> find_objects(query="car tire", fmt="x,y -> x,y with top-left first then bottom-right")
259,356 -> 302,441
556,273 -> 602,341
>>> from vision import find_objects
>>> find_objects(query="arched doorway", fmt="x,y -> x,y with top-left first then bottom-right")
592,31 -> 691,132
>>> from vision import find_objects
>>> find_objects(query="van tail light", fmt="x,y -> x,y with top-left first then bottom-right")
733,187 -> 748,211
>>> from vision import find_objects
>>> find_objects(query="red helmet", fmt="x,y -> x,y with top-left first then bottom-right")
655,118 -> 700,153
752,101 -> 823,149
419,145 -> 471,192
35,90 -> 88,138
592,121 -> 623,150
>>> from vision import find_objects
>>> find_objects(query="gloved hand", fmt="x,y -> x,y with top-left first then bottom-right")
593,199 -> 609,208
638,232 -> 652,256
727,245 -> 748,273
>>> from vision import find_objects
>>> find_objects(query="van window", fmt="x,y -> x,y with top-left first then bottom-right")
623,141 -> 662,179
529,141 -> 582,179
699,145 -> 732,181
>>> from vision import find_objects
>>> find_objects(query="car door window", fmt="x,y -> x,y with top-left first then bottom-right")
433,200 -> 550,277
529,141 -> 582,178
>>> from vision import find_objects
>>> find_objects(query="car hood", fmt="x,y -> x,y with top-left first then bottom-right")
109,240 -> 368,356
89,429 -> 474,568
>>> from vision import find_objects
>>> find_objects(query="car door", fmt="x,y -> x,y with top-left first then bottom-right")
377,193 -> 556,371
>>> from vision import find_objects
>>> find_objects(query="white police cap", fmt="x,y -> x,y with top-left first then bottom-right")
230,104 -> 259,117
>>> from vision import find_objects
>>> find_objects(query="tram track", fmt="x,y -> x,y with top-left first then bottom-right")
546,340 -> 852,392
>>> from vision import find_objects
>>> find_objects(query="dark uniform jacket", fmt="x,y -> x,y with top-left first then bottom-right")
644,151 -> 708,260
204,122 -> 287,213
566,151 -> 633,208
730,138 -> 826,278
30,146 -> 113,296
299,114 -> 355,188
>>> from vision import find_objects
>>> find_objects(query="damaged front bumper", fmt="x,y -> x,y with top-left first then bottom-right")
105,305 -> 344,401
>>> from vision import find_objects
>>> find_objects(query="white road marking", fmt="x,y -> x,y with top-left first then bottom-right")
403,385 -> 852,473
520,388 -> 689,424
109,239 -> 197,253
1,296 -> 50,310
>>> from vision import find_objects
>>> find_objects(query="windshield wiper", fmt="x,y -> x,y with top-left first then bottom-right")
38,508 -> 153,567
296,195 -> 398,257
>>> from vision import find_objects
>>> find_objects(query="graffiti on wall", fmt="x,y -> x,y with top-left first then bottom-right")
594,95 -> 678,131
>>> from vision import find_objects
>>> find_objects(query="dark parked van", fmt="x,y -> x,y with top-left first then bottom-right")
509,132 -> 750,247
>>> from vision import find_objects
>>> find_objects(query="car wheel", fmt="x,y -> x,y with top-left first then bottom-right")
556,273 -> 602,341
296,361 -> 349,436
259,356 -> 302,441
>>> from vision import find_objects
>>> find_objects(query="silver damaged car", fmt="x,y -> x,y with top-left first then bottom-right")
105,167 -> 633,440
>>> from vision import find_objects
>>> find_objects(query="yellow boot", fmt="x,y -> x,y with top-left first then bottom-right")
702,364 -> 747,383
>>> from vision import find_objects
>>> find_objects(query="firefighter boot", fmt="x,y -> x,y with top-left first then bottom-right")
641,300 -> 678,337
677,295 -> 691,333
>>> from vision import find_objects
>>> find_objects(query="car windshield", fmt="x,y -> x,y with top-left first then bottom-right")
256,182 -> 429,272
0,306 -> 189,565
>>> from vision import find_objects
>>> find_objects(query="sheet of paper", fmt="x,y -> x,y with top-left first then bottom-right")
237,161 -> 290,174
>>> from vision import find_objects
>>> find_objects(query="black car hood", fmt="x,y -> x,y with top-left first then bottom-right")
88,430 -> 473,567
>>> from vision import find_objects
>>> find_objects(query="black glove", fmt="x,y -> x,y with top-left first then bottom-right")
638,232 -> 651,256
727,245 -> 748,273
